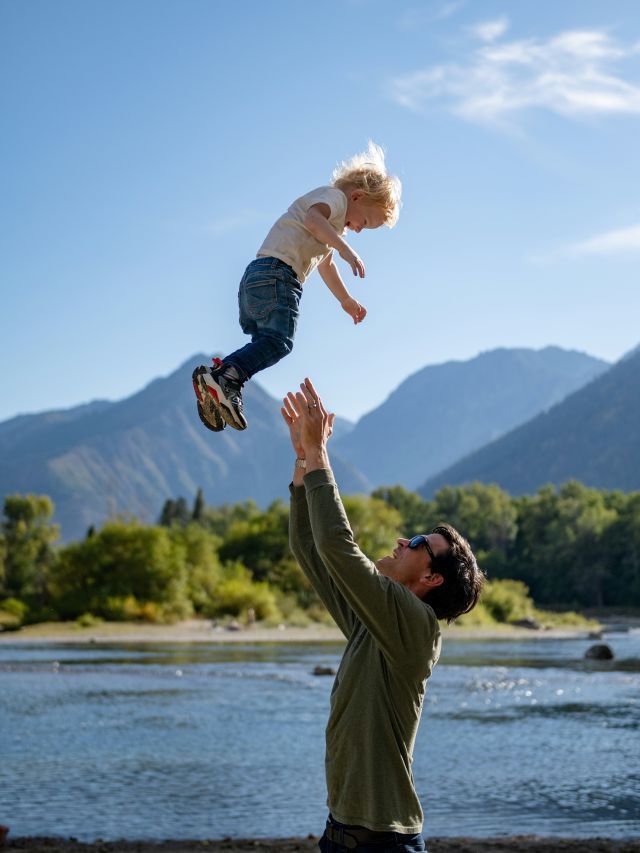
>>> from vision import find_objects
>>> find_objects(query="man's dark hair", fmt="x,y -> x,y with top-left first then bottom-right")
424,523 -> 485,623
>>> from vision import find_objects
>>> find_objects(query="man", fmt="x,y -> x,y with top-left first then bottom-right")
282,379 -> 485,853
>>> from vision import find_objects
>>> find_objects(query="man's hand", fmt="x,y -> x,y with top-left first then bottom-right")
341,296 -> 367,324
281,396 -> 305,458
285,379 -> 335,472
338,245 -> 365,278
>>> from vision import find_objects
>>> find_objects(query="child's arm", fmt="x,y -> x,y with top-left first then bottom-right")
303,204 -> 365,278
317,255 -> 367,324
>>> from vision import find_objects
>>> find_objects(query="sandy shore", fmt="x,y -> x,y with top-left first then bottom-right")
0,619 -> 600,645
5,836 -> 640,852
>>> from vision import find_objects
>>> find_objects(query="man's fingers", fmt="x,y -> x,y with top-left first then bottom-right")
283,394 -> 299,418
286,391 -> 306,417
302,377 -> 320,403
294,390 -> 311,414
283,398 -> 295,420
280,406 -> 292,425
298,383 -> 313,407
328,412 -> 335,437
300,379 -> 321,410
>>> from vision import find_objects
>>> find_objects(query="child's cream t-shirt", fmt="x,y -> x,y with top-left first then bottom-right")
256,186 -> 347,284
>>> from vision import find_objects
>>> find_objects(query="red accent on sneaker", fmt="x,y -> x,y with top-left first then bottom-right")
205,386 -> 220,403
193,380 -> 204,403
212,357 -> 224,367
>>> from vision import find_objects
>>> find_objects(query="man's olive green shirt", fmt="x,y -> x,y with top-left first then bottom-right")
289,469 -> 441,834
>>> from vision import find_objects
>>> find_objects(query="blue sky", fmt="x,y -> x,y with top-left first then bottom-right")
2,0 -> 639,423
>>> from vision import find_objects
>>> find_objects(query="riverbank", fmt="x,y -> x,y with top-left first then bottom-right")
0,618 -> 603,644
6,835 -> 640,852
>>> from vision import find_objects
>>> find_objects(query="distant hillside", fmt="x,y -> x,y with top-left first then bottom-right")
420,346 -> 640,496
334,347 -> 608,490
0,356 -> 368,540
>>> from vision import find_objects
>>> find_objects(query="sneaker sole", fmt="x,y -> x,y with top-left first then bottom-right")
192,370 -> 225,432
193,367 -> 247,431
197,399 -> 225,432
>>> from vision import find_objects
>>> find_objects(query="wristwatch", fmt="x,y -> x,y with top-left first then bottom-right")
295,458 -> 307,470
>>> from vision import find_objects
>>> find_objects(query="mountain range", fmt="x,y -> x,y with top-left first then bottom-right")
333,346 -> 607,490
420,345 -> 640,497
2,345 -> 636,541
0,355 -> 368,540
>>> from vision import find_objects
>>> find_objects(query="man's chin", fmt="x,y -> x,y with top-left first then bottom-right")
376,556 -> 394,576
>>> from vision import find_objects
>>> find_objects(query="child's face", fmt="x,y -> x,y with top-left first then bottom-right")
345,192 -> 386,233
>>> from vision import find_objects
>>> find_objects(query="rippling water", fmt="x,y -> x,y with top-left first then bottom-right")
1,632 -> 639,841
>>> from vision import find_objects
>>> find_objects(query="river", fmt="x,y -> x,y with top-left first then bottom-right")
1,631 -> 638,841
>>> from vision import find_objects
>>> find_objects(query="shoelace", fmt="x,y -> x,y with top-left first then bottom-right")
212,356 -> 245,389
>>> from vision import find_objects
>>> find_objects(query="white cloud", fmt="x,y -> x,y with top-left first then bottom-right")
470,17 -> 509,42
562,222 -> 640,257
388,27 -> 640,124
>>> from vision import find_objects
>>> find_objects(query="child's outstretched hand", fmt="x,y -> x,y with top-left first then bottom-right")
341,296 -> 367,325
339,245 -> 365,278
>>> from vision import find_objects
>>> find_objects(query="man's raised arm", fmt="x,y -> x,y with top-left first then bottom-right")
282,396 -> 358,639
286,380 -> 439,673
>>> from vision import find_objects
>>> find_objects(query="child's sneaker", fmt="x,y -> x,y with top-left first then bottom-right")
192,369 -> 226,432
194,359 -> 248,431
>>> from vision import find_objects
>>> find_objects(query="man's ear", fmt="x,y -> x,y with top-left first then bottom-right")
350,189 -> 364,202
424,572 -> 444,590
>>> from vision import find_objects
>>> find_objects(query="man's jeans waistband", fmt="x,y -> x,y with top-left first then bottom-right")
323,814 -> 425,850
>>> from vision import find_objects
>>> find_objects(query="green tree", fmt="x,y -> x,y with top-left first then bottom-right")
218,500 -> 290,582
432,483 -> 518,556
201,499 -> 261,537
159,497 -> 192,527
159,499 -> 177,526
0,531 -> 6,592
169,522 -> 223,613
1,494 -> 59,609
208,562 -> 279,621
192,488 -> 206,522
341,495 -> 403,560
371,485 -> 433,536
512,481 -> 617,607
52,519 -> 191,621
598,492 -> 640,607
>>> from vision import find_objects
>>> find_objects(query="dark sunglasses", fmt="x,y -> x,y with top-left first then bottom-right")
408,534 -> 436,563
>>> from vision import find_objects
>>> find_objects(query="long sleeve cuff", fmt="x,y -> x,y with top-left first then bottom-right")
303,467 -> 336,493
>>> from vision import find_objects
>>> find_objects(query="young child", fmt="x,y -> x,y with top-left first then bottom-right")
192,141 -> 401,432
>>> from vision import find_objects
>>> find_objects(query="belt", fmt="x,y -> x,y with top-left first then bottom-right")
325,820 -> 396,849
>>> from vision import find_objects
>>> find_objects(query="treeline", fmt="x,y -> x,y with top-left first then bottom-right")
0,489 -> 404,628
373,480 -> 640,609
0,479 -> 638,629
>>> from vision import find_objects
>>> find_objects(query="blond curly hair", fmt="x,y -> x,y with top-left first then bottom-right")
331,141 -> 402,228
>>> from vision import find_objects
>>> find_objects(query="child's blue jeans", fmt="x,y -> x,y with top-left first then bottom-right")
223,257 -> 302,382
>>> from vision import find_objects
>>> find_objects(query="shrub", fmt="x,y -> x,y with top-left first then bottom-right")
206,564 -> 279,621
0,597 -> 29,629
480,579 -> 535,623
75,612 -> 103,628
